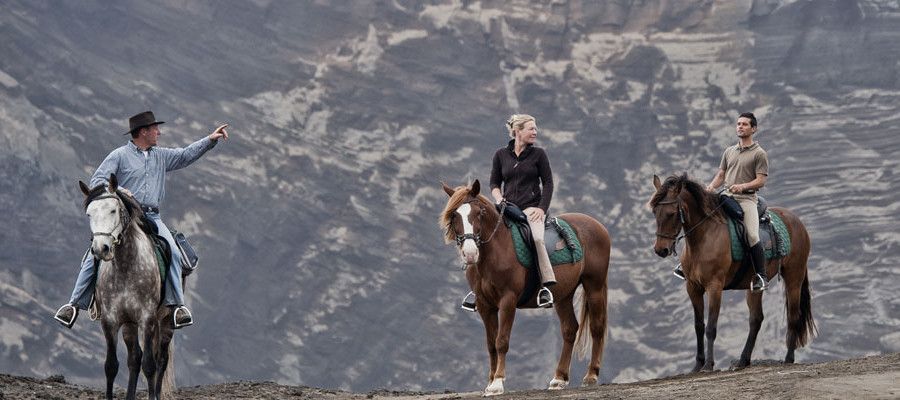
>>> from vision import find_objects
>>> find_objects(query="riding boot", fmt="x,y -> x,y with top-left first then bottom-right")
54,303 -> 78,329
55,250 -> 97,328
749,242 -> 768,292
537,286 -> 554,308
673,263 -> 685,280
173,306 -> 193,329
460,291 -> 477,312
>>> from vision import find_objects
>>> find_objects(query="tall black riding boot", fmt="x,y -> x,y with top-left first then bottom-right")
749,242 -> 768,292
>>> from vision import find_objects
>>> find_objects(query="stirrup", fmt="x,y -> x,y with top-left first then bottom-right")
173,306 -> 193,329
538,287 -> 554,308
54,304 -> 78,329
751,274 -> 769,293
461,291 -> 477,312
673,263 -> 685,280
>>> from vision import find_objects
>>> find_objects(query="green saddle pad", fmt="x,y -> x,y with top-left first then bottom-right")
510,217 -> 584,268
156,246 -> 167,281
728,210 -> 791,261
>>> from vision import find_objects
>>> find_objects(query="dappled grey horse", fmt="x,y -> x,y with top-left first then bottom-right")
81,174 -> 176,400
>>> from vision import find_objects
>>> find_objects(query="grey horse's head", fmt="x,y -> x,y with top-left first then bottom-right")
79,174 -> 137,261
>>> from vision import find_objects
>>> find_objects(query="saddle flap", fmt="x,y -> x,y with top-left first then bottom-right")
756,195 -> 768,217
727,210 -> 791,261
543,225 -> 562,256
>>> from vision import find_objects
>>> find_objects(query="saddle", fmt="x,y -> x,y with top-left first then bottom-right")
140,215 -> 173,281
500,203 -> 583,307
87,218 -> 182,321
719,195 -> 791,290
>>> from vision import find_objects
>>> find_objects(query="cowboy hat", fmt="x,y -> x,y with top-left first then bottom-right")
124,111 -> 165,135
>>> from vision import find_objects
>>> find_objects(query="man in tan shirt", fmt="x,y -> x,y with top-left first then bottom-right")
674,113 -> 770,292
711,112 -> 769,291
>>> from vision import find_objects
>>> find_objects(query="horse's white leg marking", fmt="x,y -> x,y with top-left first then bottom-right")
456,204 -> 479,264
483,377 -> 505,396
548,378 -> 568,390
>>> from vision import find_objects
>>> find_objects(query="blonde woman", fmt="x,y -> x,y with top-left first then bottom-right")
462,114 -> 556,311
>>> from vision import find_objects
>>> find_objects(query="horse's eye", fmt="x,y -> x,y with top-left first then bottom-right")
110,209 -> 116,214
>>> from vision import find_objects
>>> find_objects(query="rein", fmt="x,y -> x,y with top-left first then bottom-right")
452,199 -> 506,247
654,194 -> 724,256
89,194 -> 131,245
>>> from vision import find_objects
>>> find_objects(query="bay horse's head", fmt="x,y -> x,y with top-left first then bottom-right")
648,173 -> 721,258
439,179 -> 496,266
79,174 -> 140,261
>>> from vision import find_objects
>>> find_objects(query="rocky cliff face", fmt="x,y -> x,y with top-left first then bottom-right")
1,0 -> 898,393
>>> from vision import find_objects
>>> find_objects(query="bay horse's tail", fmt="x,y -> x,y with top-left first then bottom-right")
787,272 -> 818,349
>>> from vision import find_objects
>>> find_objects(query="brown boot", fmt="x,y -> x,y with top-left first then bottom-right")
54,303 -> 78,329
173,306 -> 193,329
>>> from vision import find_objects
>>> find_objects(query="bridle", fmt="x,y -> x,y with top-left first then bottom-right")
654,193 -> 723,256
88,194 -> 131,246
451,199 -> 505,248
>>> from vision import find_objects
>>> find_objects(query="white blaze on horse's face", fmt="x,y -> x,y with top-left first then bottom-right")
86,197 -> 123,261
456,203 -> 480,264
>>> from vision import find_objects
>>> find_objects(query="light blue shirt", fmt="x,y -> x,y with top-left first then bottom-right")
90,137 -> 217,209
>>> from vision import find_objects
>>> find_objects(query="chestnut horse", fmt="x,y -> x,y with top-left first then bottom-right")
648,173 -> 816,372
440,180 -> 610,396
82,174 -> 175,400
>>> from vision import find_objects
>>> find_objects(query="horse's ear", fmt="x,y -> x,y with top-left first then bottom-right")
441,181 -> 455,197
79,181 -> 90,196
653,175 -> 661,190
108,174 -> 118,193
471,179 -> 481,195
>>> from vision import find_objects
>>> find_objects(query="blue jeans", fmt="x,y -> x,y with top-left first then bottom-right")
68,212 -> 185,309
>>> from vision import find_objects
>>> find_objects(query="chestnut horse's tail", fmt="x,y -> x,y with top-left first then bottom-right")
574,287 -> 600,360
788,272 -> 818,349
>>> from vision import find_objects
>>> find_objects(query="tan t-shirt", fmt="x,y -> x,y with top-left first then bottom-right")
720,141 -> 768,191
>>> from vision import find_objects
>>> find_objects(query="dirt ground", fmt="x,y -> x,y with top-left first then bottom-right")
2,353 -> 898,399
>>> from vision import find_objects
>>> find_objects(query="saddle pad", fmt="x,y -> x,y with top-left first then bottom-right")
728,210 -> 791,260
155,247 -> 167,281
510,217 -> 584,268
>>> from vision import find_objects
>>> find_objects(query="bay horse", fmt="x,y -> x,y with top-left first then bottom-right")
648,173 -> 816,372
440,179 -> 610,396
81,174 -> 175,400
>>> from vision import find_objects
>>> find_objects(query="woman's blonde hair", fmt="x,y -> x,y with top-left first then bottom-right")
506,114 -> 535,138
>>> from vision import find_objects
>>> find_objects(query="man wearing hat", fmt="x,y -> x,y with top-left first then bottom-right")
54,111 -> 229,329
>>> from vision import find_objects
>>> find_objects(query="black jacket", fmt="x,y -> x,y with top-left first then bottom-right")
490,140 -> 554,212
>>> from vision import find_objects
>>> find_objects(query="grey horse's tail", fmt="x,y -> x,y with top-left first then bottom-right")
160,340 -> 175,399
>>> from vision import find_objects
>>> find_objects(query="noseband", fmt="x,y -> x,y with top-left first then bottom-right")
89,194 -> 130,246
654,193 -> 723,256
451,199 -> 505,247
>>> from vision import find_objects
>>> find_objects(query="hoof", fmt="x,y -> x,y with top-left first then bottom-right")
730,359 -> 750,371
582,376 -> 599,387
483,378 -> 504,396
548,378 -> 568,390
